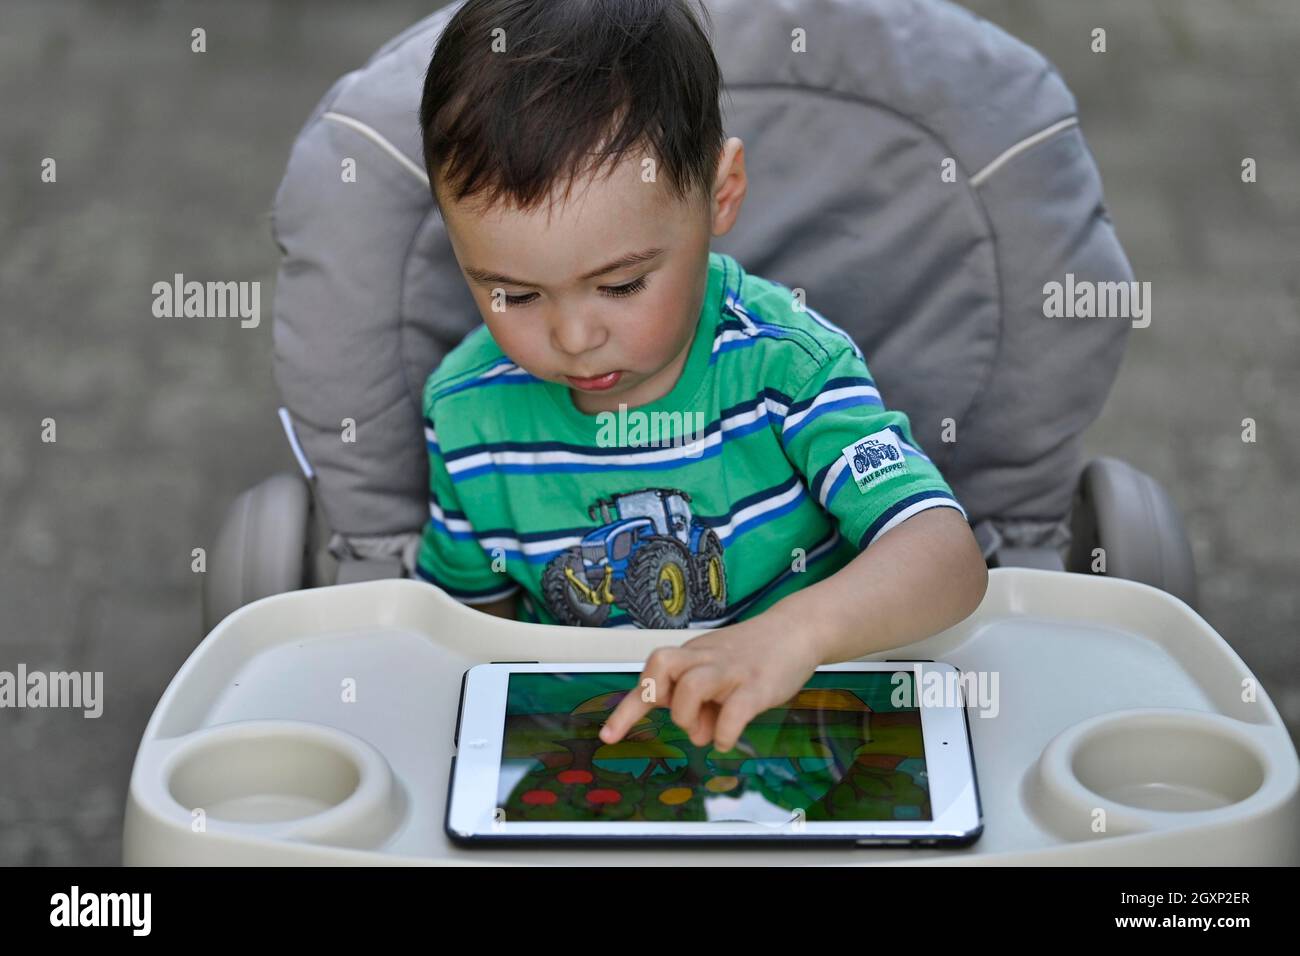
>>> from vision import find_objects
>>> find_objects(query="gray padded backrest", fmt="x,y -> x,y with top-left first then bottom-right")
271,0 -> 1130,553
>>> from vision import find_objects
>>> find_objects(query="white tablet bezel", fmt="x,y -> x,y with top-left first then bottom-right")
446,660 -> 982,845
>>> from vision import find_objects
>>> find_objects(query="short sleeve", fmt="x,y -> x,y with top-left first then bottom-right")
779,347 -> 968,550
413,413 -> 521,605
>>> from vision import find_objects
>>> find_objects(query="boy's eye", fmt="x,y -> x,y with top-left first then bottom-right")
501,276 -> 649,308
600,275 -> 649,299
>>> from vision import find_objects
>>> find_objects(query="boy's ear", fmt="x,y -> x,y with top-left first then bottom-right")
710,138 -> 747,236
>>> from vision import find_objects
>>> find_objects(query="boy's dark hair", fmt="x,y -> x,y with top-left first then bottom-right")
419,0 -> 727,217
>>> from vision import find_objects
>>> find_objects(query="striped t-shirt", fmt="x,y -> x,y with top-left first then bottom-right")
415,250 -> 967,627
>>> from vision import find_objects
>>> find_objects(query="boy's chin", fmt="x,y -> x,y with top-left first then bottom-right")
571,390 -> 626,414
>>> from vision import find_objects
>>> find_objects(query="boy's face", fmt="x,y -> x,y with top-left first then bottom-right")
436,138 -> 746,415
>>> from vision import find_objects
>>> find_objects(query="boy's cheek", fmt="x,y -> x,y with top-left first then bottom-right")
480,318 -> 532,365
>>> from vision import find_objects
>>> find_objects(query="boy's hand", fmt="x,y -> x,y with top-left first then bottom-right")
597,609 -> 823,753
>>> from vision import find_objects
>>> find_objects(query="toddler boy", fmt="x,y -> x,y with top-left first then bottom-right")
413,0 -> 988,750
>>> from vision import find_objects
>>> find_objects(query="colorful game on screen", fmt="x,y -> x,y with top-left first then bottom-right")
498,671 -> 930,823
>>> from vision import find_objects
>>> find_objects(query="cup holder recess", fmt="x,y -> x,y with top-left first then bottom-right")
1025,709 -> 1268,840
164,720 -> 403,848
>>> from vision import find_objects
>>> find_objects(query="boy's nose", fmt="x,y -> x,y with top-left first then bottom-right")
550,311 -> 609,358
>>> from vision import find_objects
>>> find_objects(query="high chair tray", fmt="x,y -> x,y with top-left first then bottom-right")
124,568 -> 1299,865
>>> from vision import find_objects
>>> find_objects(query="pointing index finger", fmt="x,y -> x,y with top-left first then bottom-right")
599,676 -> 656,744
599,655 -> 675,744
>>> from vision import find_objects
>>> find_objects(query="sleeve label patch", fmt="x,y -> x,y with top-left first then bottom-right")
841,428 -> 909,493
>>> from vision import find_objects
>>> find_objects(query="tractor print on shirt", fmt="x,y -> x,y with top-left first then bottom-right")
851,437 -> 900,473
541,487 -> 727,629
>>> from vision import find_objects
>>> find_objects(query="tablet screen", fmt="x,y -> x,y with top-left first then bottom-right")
498,670 -> 931,824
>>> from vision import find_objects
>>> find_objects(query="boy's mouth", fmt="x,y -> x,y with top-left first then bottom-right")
565,370 -> 622,391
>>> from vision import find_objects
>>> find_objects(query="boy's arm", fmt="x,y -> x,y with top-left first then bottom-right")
764,505 -> 987,663
766,341 -> 986,658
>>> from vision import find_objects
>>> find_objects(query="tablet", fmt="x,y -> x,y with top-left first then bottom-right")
445,660 -> 982,847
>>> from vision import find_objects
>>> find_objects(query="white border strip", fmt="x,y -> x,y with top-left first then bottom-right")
277,406 -> 316,482
969,116 -> 1079,187
322,110 -> 430,187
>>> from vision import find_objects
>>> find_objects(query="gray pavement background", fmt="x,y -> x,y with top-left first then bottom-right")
0,0 -> 1296,865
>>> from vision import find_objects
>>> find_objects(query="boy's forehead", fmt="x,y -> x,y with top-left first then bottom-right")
440,156 -> 684,278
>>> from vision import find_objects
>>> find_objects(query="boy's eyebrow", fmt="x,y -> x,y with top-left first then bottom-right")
463,247 -> 666,287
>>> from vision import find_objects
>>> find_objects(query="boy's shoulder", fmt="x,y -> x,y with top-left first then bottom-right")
720,253 -> 868,388
421,322 -> 513,419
